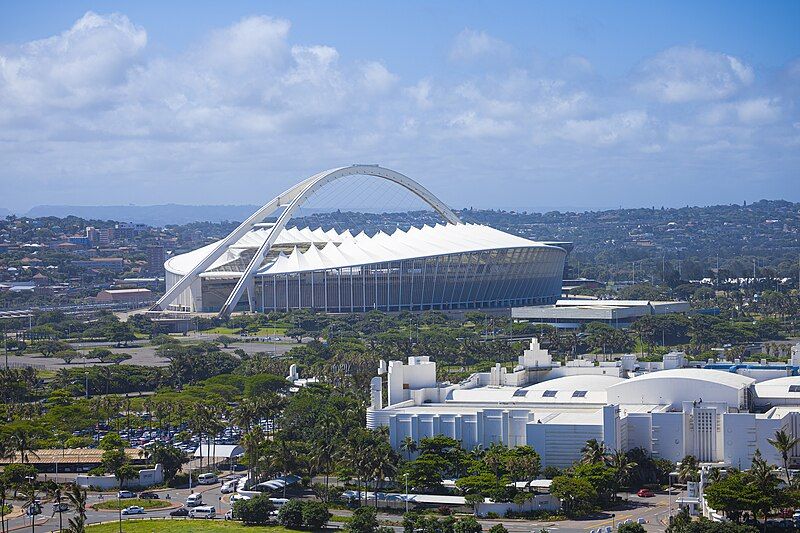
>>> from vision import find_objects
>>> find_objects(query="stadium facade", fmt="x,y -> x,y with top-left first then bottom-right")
156,165 -> 568,317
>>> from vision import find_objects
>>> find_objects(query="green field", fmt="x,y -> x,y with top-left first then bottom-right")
93,498 -> 172,510
86,520 -> 301,532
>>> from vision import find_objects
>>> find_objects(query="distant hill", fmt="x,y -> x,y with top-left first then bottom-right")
23,204 -> 261,225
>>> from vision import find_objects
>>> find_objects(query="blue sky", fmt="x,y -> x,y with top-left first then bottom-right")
1,1 -> 798,211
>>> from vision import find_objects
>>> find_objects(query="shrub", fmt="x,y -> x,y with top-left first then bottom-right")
302,501 -> 331,529
234,494 -> 275,525
618,523 -> 646,533
489,525 -> 509,533
347,506 -> 378,533
453,516 -> 482,533
278,499 -> 305,529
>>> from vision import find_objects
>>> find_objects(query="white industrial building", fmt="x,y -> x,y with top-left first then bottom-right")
367,340 -> 800,469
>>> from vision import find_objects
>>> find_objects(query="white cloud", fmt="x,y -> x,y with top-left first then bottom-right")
0,12 -> 796,210
632,46 -> 754,103
449,28 -> 512,62
0,11 -> 146,109
559,111 -> 649,146
359,61 -> 398,93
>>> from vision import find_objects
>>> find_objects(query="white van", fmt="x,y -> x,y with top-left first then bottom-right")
186,493 -> 203,507
269,498 -> 289,507
197,473 -> 218,485
189,505 -> 216,519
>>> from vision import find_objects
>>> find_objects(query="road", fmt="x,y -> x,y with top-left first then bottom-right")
4,335 -> 300,371
5,484 -> 683,533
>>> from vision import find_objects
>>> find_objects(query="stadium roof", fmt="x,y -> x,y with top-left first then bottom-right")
167,222 -> 561,277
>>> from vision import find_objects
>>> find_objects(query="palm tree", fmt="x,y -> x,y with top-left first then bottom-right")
399,436 -> 417,461
748,450 -> 780,531
7,426 -> 39,464
47,484 -> 64,533
609,450 -> 638,496
767,429 -> 799,485
65,483 -> 87,533
371,443 -> 398,509
0,479 -> 8,533
678,455 -> 699,483
241,427 -> 265,486
707,467 -> 722,485
581,439 -> 608,465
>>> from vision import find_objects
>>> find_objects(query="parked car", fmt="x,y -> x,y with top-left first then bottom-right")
122,506 -> 145,515
53,502 -> 70,513
117,490 -> 136,499
229,494 -> 250,504
169,507 -> 189,517
637,488 -> 655,497
138,491 -> 159,499
186,493 -> 203,507
224,509 -> 236,521
189,505 -> 216,519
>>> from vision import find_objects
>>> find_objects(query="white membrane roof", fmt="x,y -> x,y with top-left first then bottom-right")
166,223 -> 561,277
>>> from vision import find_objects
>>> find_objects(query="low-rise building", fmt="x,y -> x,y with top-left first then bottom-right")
512,298 -> 691,328
367,340 -> 800,469
95,287 -> 154,304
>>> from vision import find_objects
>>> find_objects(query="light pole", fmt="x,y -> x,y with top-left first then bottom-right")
403,473 -> 409,513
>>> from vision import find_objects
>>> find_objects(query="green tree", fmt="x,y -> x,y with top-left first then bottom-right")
581,438 -> 608,465
767,429 -> 799,485
98,432 -> 128,450
302,501 -> 331,529
618,523 -> 646,533
278,498 -> 305,529
215,335 -> 236,348
550,475 -> 597,517
453,516 -> 482,533
147,442 -> 188,482
234,494 -> 275,525
101,448 -> 128,474
348,506 -> 379,533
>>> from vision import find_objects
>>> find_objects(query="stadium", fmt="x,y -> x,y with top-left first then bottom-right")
154,165 -> 569,317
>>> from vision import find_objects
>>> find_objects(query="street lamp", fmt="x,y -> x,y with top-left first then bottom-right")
403,473 -> 409,513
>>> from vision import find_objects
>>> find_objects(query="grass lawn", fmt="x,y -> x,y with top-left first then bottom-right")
86,519 -> 301,532
93,498 -> 171,511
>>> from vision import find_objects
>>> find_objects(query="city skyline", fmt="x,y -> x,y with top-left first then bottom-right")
1,0 -> 798,211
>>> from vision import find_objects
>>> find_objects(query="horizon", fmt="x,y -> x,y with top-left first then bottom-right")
1,1 -> 798,210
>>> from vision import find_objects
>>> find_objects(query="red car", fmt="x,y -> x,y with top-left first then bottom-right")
637,488 -> 655,497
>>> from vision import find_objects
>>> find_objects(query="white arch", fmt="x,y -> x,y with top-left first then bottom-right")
151,165 -> 461,318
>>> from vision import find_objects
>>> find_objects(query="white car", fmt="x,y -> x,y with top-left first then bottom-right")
121,505 -> 145,515
117,490 -> 136,499
221,480 -> 237,494
229,493 -> 251,503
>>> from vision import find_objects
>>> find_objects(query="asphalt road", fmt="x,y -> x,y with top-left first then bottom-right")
5,484 -> 683,533
5,336 -> 299,371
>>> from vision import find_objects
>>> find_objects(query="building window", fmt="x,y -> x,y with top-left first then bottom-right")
512,389 -> 528,397
542,390 -> 557,397
572,390 -> 588,398
789,385 -> 800,393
